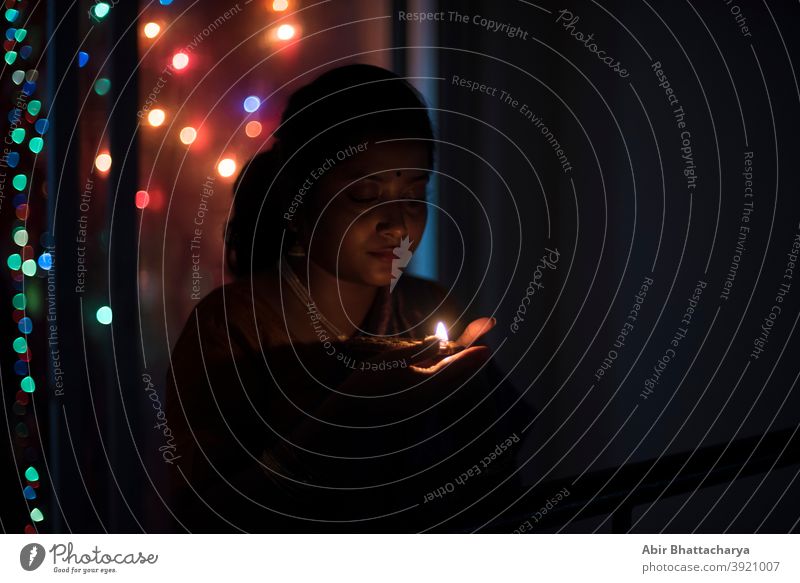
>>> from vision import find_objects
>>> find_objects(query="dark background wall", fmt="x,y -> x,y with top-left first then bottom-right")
433,0 -> 800,531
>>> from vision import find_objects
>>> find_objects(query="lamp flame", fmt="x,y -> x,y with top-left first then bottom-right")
435,322 -> 448,342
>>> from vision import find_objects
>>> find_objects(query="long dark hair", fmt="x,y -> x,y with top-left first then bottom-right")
225,64 -> 435,279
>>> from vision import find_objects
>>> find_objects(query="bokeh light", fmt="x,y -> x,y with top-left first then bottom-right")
12,174 -> 27,191
276,24 -> 295,40
20,376 -> 35,393
94,78 -> 111,96
12,293 -> 26,310
18,317 -> 33,334
29,137 -> 44,153
21,260 -> 36,277
7,253 -> 21,270
95,152 -> 112,173
245,121 -> 262,138
272,0 -> 289,11
37,253 -> 52,270
147,109 -> 166,127
13,228 -> 28,246
90,3 -> 110,20
13,337 -> 27,354
243,96 -> 261,113
172,52 -> 189,70
179,126 -> 197,145
96,306 -> 113,325
143,22 -> 161,39
135,190 -> 150,209
217,158 -> 236,178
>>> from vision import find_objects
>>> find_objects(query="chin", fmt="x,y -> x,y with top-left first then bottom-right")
335,264 -> 390,287
361,266 -> 393,287
366,273 -> 393,288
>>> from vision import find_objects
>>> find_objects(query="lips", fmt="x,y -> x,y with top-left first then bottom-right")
368,249 -> 397,263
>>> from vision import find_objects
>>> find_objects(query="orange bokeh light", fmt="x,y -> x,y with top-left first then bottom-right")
245,121 -> 262,138
276,24 -> 295,40
95,153 -> 112,173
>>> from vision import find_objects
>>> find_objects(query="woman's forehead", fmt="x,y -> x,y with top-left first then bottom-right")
335,140 -> 431,176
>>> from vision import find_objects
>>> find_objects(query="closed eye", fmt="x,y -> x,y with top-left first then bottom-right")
346,180 -> 381,202
403,183 -> 428,201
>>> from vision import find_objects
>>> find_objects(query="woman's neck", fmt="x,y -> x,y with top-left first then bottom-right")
286,255 -> 378,337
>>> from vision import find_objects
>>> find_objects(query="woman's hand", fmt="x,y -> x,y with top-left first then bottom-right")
284,317 -> 498,444
410,316 -> 497,372
330,317 -> 498,420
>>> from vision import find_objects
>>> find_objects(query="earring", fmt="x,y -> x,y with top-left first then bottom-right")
286,219 -> 306,257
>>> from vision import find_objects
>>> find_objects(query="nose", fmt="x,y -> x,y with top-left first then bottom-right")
375,202 -> 407,240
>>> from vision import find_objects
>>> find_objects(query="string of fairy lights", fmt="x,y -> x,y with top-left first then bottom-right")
4,0 -> 50,533
126,0 -> 299,197
6,0 -> 300,532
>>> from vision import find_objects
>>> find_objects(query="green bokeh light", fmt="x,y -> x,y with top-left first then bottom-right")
13,228 -> 28,246
12,293 -> 26,309
21,376 -> 35,393
94,78 -> 111,96
7,253 -> 21,270
13,337 -> 28,353
21,259 -> 36,276
96,306 -> 113,325
92,3 -> 111,19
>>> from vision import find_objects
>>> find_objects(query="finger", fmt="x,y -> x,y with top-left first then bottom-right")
410,345 -> 490,375
456,317 -> 497,347
439,345 -> 491,370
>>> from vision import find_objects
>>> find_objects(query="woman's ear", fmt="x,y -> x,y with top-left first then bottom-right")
287,211 -> 313,256
291,213 -> 307,245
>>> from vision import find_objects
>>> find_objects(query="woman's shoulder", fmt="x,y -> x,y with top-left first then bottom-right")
180,269 -> 285,345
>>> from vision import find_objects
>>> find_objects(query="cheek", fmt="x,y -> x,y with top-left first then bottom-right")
313,200 -> 361,241
322,209 -> 373,251
407,210 -> 427,240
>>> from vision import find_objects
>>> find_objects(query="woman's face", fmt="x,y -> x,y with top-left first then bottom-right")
298,140 -> 431,287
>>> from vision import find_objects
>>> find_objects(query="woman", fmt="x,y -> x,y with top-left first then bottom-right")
166,64 -> 528,532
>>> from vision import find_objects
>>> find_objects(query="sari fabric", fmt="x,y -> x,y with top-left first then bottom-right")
166,270 -> 528,532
